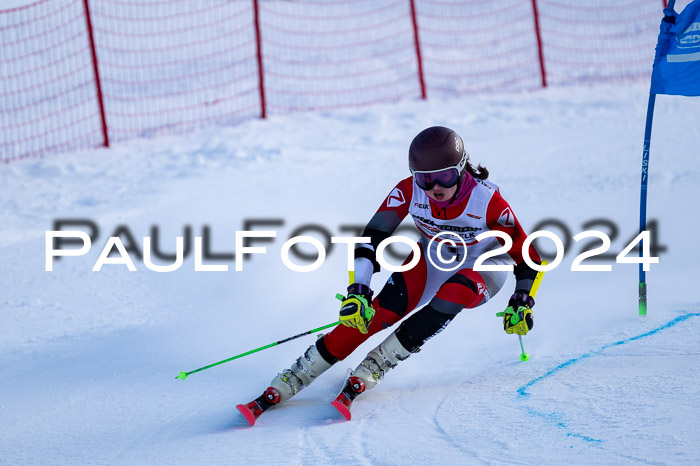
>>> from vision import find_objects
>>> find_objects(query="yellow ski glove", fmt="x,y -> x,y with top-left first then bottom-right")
336,283 -> 375,334
497,306 -> 534,335
496,290 -> 534,335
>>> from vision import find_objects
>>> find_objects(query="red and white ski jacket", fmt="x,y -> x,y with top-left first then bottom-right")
353,175 -> 541,290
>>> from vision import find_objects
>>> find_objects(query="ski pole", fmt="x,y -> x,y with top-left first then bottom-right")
176,321 -> 340,380
518,335 -> 528,361
515,260 -> 548,362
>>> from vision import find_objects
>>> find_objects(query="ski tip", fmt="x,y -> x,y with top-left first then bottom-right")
236,404 -> 257,427
176,371 -> 188,380
330,400 -> 352,421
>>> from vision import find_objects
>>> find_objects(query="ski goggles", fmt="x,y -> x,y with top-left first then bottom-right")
410,150 -> 469,191
412,167 -> 461,191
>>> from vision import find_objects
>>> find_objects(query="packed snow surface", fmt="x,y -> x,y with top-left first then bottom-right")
1,84 -> 699,464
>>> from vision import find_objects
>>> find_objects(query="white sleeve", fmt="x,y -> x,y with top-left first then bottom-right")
353,257 -> 374,287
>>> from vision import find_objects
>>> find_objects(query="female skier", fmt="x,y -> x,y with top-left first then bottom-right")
237,126 -> 541,425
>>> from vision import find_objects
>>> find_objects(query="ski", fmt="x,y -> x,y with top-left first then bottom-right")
330,369 -> 366,421
236,387 -> 280,427
237,371 -> 368,425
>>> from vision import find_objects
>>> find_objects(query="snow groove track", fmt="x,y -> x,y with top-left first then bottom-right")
518,312 -> 700,397
429,311 -> 700,463
432,381 -> 489,464
517,311 -> 700,449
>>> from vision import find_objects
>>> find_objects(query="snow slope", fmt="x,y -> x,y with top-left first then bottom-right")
1,84 -> 699,464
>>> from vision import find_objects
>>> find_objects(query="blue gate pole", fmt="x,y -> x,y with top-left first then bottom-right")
638,92 -> 657,317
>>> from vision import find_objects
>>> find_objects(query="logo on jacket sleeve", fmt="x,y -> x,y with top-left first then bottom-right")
497,207 -> 515,227
477,282 -> 491,301
387,188 -> 405,208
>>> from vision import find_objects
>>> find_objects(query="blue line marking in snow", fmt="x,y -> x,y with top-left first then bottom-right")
516,312 -> 700,444
520,405 -> 601,444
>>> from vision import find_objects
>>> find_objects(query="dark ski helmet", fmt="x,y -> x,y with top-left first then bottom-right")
408,126 -> 468,173
409,126 -> 468,190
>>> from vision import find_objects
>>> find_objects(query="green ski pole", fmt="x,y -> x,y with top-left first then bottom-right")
516,260 -> 548,361
499,260 -> 547,362
176,321 -> 340,380
518,335 -> 529,361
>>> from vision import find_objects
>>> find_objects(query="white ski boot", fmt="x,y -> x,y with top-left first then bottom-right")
331,330 -> 415,420
352,330 -> 414,390
269,342 -> 334,402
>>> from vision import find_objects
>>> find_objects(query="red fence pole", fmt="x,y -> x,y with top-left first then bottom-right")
530,0 -> 547,88
409,0 -> 427,99
252,0 -> 267,119
82,0 -> 109,147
